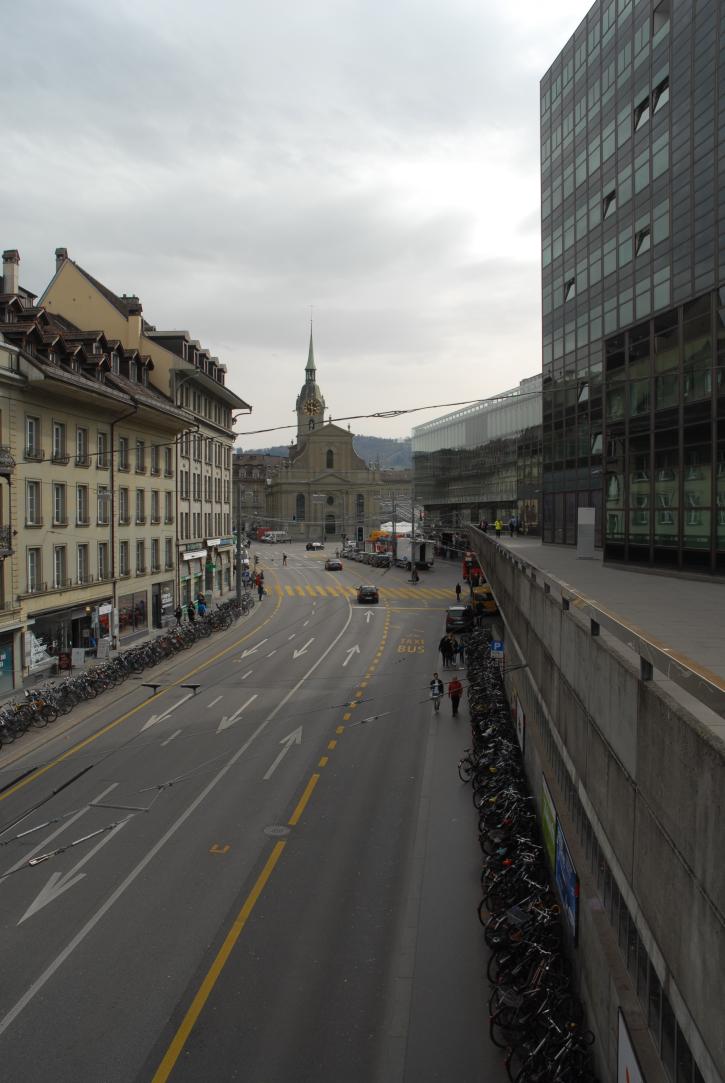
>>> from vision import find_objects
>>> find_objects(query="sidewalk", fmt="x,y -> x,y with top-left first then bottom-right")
482,534 -> 725,738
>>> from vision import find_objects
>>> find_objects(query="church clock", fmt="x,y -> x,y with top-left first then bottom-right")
305,398 -> 322,416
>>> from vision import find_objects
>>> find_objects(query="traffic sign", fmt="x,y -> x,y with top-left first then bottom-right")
491,640 -> 504,658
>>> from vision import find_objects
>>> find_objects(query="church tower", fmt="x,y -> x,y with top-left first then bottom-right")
295,325 -> 326,443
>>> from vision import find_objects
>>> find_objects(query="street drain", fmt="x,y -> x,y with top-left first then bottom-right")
265,825 -> 291,837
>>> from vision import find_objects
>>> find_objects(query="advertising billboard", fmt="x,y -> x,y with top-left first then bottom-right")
555,822 -> 579,942
541,775 -> 557,869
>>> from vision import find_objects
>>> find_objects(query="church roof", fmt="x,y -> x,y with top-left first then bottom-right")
306,325 -> 316,373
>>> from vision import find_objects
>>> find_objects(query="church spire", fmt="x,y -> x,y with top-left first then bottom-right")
306,323 -> 316,377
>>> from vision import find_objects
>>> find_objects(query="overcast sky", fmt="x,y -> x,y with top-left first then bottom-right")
5,0 -> 584,445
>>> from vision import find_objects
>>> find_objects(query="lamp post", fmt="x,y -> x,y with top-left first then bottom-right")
312,493 -> 326,546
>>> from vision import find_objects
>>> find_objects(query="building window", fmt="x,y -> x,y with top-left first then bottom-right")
151,538 -> 160,571
98,485 -> 110,525
165,491 -> 173,523
135,440 -> 146,473
151,491 -> 160,523
97,431 -> 109,469
635,228 -> 651,256
164,447 -> 173,477
653,77 -> 669,114
356,494 -> 365,520
603,190 -> 617,219
165,537 -> 174,569
136,489 -> 146,524
564,277 -> 576,301
77,543 -> 89,584
25,480 -> 41,526
52,421 -> 67,463
653,0 -> 670,34
136,540 -> 145,574
27,547 -> 42,592
76,427 -> 89,466
53,546 -> 67,589
151,444 -> 160,475
295,493 -> 305,522
634,95 -> 650,131
76,485 -> 90,525
53,483 -> 66,526
98,542 -> 109,580
119,436 -> 129,471
119,540 -> 129,576
326,450 -> 334,469
119,487 -> 130,524
25,416 -> 41,459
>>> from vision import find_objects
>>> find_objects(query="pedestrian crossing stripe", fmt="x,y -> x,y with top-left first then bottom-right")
272,585 -> 462,601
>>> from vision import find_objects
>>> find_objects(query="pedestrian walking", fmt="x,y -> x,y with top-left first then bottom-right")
483,520 -> 489,534
430,673 -> 444,711
282,552 -> 288,566
455,582 -> 462,601
494,519 -> 503,538
174,605 -> 183,626
187,601 -> 196,623
509,517 -> 515,538
257,580 -> 264,601
448,676 -> 463,716
438,634 -> 451,669
457,639 -> 466,668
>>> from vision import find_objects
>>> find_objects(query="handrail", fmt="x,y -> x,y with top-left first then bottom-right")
470,527 -> 725,718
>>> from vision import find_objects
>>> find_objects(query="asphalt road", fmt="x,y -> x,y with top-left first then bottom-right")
0,546 -> 508,1083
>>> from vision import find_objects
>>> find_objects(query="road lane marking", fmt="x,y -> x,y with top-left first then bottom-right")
240,670 -> 253,680
241,638 -> 269,658
217,695 -> 259,733
336,725 -> 345,734
292,637 -> 315,659
151,840 -> 286,1083
288,633 -> 296,640
318,756 -> 328,767
262,727 -> 303,780
209,844 -> 230,855
327,740 -> 337,749
141,691 -> 195,732
267,650 -> 277,657
343,713 -> 351,721
288,774 -> 320,826
303,619 -> 309,626
206,696 -> 223,708
0,590 -> 285,804
161,730 -> 182,747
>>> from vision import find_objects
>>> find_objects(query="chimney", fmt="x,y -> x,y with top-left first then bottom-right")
2,249 -> 20,296
55,247 -> 68,272
126,298 -> 143,347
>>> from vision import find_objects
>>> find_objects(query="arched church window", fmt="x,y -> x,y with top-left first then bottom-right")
326,449 -> 334,469
295,493 -> 305,522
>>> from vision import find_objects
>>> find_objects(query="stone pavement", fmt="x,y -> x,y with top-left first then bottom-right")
482,533 -> 725,740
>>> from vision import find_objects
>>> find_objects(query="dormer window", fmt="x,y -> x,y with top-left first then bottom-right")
111,354 -> 120,374
129,362 -> 137,383
141,367 -> 148,386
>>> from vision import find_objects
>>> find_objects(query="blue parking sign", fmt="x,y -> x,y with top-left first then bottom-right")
490,640 -> 504,658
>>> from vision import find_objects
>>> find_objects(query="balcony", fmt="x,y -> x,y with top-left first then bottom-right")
96,458 -> 110,471
135,464 -> 147,475
0,525 -> 13,556
53,578 -> 73,590
119,568 -> 131,578
76,573 -> 92,585
51,451 -> 71,465
165,561 -> 175,570
24,446 -> 44,462
136,565 -> 147,576
25,581 -> 47,595
75,453 -> 91,468
150,464 -> 161,477
0,446 -> 16,474
150,562 -> 161,573
118,461 -> 130,473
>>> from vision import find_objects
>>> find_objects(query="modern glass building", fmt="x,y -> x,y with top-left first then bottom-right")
412,375 -> 542,531
541,0 -> 725,573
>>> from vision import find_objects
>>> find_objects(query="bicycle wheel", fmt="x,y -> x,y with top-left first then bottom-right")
458,756 -> 474,783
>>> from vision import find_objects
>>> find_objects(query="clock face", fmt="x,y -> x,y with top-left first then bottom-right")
304,398 -> 321,415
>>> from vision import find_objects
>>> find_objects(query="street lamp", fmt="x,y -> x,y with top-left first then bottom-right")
312,493 -> 326,546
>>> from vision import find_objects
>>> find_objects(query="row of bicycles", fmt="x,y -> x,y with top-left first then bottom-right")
459,629 -> 598,1083
0,596 -> 252,749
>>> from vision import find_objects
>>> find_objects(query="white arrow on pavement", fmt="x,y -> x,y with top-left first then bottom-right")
343,645 -> 361,667
241,639 -> 269,659
18,818 -> 130,925
217,694 -> 258,733
142,691 -> 195,732
263,727 -> 303,780
293,638 -> 315,659
364,610 -> 375,623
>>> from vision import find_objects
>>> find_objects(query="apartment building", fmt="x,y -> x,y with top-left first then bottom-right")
41,251 -> 251,605
0,250 -> 193,691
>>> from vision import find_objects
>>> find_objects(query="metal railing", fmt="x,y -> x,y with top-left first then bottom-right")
0,525 -> 13,554
0,446 -> 16,471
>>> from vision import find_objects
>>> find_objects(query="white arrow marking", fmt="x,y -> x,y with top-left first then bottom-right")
343,645 -> 361,667
240,670 -> 253,680
263,727 -> 303,780
364,610 -> 375,623
217,694 -> 258,733
161,729 -> 182,747
18,818 -> 130,925
141,691 -> 194,732
293,638 -> 315,659
241,638 -> 269,658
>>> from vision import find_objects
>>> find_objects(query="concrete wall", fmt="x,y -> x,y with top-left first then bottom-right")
472,533 -> 724,1083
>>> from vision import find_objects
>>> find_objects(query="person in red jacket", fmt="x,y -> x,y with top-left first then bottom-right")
448,676 -> 463,716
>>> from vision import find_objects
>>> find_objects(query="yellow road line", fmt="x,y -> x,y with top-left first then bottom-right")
327,740 -> 337,749
305,586 -> 317,597
318,756 -> 329,767
288,773 -> 320,826
151,840 -> 286,1083
285,585 -> 295,596
295,585 -> 305,596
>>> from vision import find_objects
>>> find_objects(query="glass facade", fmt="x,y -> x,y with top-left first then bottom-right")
541,0 -> 725,571
412,377 -> 542,531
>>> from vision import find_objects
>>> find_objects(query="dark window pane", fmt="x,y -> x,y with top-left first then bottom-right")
648,961 -> 661,1039
662,992 -> 676,1077
675,1025 -> 693,1083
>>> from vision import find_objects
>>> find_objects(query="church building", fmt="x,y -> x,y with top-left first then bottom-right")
266,331 -> 382,544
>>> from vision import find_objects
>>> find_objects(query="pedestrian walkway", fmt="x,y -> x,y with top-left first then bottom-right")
483,533 -> 725,737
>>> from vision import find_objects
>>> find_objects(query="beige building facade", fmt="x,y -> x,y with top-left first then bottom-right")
0,250 -> 194,692
40,250 -> 250,606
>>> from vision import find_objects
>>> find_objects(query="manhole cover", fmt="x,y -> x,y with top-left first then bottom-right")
265,825 -> 291,837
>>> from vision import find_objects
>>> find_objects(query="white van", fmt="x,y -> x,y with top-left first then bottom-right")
263,531 -> 291,543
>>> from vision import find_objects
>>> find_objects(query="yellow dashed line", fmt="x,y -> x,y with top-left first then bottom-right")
328,740 -> 337,749
336,725 -> 345,734
318,756 -> 329,767
342,713 -> 351,722
285,585 -> 295,596
295,586 -> 305,596
288,774 -> 320,826
305,586 -> 317,597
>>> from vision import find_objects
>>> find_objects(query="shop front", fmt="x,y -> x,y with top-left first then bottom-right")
216,538 -> 234,594
0,633 -> 15,695
26,598 -> 112,672
118,590 -> 148,639
180,549 -> 206,607
152,580 -> 175,629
